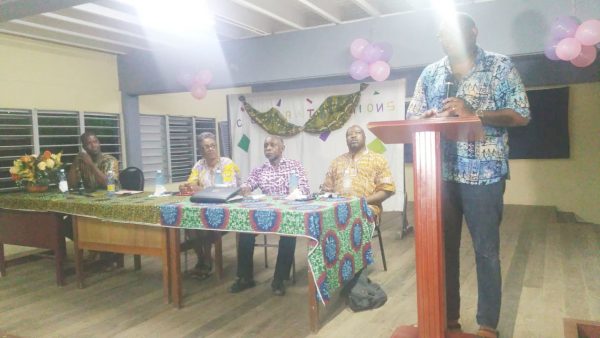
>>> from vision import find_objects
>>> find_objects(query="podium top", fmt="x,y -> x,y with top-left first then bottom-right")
367,116 -> 484,144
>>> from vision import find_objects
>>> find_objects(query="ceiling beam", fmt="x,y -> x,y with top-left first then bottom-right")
39,12 -> 177,48
297,0 -> 342,24
7,19 -> 151,50
231,0 -> 306,30
0,0 -> 93,22
0,22 -> 128,54
348,0 -> 380,17
207,0 -> 272,36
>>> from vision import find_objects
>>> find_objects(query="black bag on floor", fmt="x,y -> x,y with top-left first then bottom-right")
346,269 -> 387,312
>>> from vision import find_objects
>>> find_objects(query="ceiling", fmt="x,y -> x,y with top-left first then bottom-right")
0,0 -> 484,55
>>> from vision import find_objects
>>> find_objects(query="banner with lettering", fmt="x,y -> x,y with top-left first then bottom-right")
228,80 -> 406,211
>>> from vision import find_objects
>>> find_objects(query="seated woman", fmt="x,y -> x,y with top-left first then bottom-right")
179,132 -> 240,280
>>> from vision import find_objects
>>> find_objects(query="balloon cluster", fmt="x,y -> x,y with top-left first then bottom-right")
177,70 -> 213,100
544,16 -> 600,68
349,38 -> 393,82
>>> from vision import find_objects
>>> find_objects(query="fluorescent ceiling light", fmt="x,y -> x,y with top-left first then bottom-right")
123,0 -> 215,36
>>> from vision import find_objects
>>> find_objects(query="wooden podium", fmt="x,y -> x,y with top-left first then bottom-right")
368,116 -> 483,338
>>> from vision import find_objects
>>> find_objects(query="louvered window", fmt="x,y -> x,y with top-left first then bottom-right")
140,115 -> 168,184
0,110 -> 33,191
0,109 -> 122,191
139,115 -> 217,184
37,110 -> 81,165
168,116 -> 195,183
217,121 -> 231,158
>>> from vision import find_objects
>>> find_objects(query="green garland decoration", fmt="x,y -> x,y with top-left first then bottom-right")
303,83 -> 368,133
239,83 -> 369,136
239,96 -> 303,136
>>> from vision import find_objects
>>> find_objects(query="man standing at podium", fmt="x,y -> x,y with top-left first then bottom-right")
407,12 -> 530,338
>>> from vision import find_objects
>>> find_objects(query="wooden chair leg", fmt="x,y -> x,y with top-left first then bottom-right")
263,235 -> 268,268
73,220 -> 84,289
292,255 -> 296,284
215,234 -> 223,280
134,255 -> 142,271
0,243 -> 6,277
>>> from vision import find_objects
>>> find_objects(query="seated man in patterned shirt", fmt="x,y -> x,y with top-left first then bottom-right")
67,130 -> 119,191
65,130 -> 120,267
321,125 -> 396,218
229,135 -> 310,296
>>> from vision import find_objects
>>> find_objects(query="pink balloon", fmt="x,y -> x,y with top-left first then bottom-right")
177,73 -> 194,89
551,16 -> 579,40
369,61 -> 391,82
555,37 -> 582,61
349,60 -> 370,80
544,39 -> 561,61
190,84 -> 207,100
575,19 -> 600,46
195,70 -> 213,85
361,43 -> 383,64
350,38 -> 370,59
570,45 -> 597,67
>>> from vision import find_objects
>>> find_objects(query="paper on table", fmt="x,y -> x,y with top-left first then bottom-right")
115,189 -> 144,195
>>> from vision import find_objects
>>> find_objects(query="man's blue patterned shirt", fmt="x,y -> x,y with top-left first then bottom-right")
407,47 -> 530,185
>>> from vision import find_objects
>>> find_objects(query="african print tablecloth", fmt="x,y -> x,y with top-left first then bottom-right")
0,191 -> 376,303
159,196 -> 376,303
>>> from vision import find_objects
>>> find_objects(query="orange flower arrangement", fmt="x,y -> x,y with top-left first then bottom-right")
9,150 -> 63,188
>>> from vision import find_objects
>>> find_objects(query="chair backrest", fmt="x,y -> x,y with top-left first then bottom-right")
119,167 -> 144,191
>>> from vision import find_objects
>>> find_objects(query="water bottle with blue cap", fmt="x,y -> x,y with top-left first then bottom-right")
289,172 -> 298,193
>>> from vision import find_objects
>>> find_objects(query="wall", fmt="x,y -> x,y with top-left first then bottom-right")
0,34 -> 120,111
0,33 -> 122,257
405,82 -> 600,224
138,87 -> 251,121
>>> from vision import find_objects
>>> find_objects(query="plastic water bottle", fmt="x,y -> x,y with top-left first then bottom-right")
342,169 -> 353,196
106,170 -> 116,197
154,169 -> 166,196
77,177 -> 85,195
58,169 -> 68,195
289,172 -> 298,193
214,168 -> 223,186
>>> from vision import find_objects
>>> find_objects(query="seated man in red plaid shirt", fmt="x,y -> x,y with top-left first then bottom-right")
229,135 -> 310,296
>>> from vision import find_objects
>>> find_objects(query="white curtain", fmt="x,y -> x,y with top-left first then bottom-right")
228,79 -> 406,211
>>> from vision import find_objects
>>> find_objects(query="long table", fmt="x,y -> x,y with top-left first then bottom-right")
0,191 -> 376,332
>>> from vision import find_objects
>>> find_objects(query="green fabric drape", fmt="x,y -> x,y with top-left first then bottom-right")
303,83 -> 368,133
239,83 -> 368,136
239,96 -> 303,136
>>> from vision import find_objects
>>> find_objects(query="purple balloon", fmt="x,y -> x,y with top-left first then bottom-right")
361,43 -> 383,64
551,16 -> 580,40
349,60 -> 370,80
544,39 -> 560,61
374,42 -> 393,62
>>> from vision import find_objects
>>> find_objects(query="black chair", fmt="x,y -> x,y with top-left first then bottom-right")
119,167 -> 145,191
373,214 -> 387,271
118,167 -> 145,269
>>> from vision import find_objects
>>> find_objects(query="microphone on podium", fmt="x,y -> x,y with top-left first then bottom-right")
444,74 -> 457,99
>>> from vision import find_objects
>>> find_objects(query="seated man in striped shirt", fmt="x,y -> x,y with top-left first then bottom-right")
229,135 -> 310,296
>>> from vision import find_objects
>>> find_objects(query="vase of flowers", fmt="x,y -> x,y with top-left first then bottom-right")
9,151 -> 63,192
